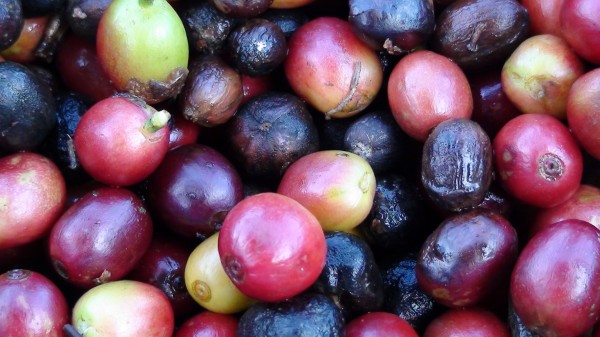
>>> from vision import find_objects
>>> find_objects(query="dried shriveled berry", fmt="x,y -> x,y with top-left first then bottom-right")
226,18 -> 288,77
348,0 -> 435,54
226,92 -> 319,181
179,55 -> 242,127
0,0 -> 24,51
421,118 -> 493,212
431,0 -> 530,70
180,1 -> 239,55
312,232 -> 384,320
0,61 -> 56,152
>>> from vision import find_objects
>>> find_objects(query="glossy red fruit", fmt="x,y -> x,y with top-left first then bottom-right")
49,187 -> 153,288
500,34 -> 585,119
218,192 -> 327,302
388,50 -> 473,142
531,184 -> 600,237
520,0 -> 564,36
74,94 -> 171,187
423,308 -> 510,337
567,68 -> 600,160
284,16 -> 383,118
493,113 -> 583,208
0,152 -> 66,250
71,280 -> 175,337
174,310 -> 238,337
55,34 -> 117,102
277,150 -> 376,232
345,312 -> 418,337
152,100 -> 201,150
241,74 -> 272,105
511,219 -> 600,337
560,0 -> 600,65
0,269 -> 69,337
416,210 -> 518,308
168,110 -> 201,150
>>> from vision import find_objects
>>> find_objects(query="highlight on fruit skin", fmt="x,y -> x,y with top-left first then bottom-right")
73,94 -> 172,187
70,279 -> 175,337
277,150 -> 377,232
4,1 -> 600,336
510,219 -> 600,337
96,0 -> 190,104
284,17 -> 383,119
217,192 -> 327,303
501,34 -> 585,120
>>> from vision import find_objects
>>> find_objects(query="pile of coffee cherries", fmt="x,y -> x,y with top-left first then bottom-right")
1,0 -> 600,336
